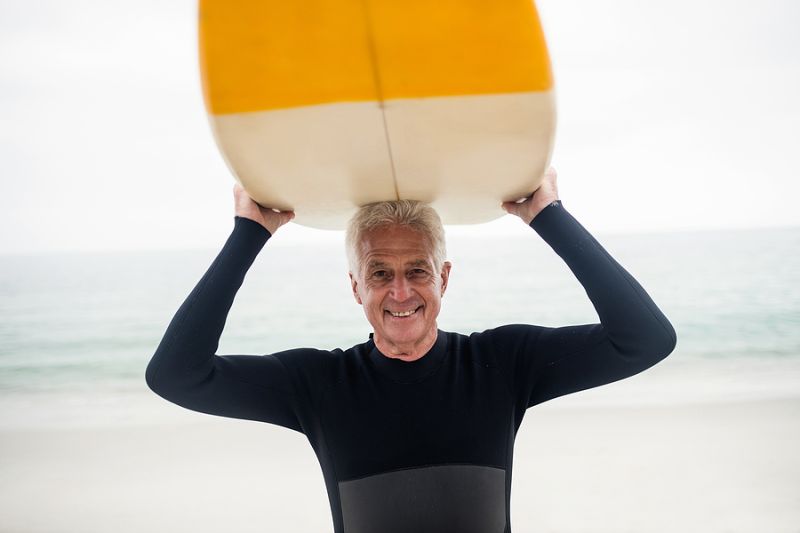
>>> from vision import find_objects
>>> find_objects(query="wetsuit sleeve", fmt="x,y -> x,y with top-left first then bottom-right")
145,216 -> 303,432
488,201 -> 677,410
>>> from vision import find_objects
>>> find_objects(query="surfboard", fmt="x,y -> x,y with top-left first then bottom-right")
199,0 -> 556,229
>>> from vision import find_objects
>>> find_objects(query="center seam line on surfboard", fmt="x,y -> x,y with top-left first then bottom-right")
360,0 -> 400,201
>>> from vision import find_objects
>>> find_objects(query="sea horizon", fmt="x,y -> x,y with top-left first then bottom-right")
1,224 -> 798,429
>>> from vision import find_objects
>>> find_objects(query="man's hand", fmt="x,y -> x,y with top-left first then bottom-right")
502,166 -> 560,225
233,183 -> 295,235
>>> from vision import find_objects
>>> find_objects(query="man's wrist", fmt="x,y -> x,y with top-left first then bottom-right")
529,200 -> 562,225
234,215 -> 273,239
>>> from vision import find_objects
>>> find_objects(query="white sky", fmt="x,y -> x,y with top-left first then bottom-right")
1,0 -> 799,253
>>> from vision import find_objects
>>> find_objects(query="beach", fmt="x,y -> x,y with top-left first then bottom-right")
2,394 -> 798,533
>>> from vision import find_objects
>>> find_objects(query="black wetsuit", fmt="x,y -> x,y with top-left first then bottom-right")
145,201 -> 676,533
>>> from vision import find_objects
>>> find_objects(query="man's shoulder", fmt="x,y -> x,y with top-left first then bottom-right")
447,324 -> 543,343
444,325 -> 545,361
269,337 -> 372,370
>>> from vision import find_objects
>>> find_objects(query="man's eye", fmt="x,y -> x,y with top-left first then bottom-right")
372,270 -> 388,279
409,268 -> 428,277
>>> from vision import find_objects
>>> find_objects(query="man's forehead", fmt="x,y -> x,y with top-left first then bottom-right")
365,257 -> 432,268
359,227 -> 435,263
361,226 -> 431,250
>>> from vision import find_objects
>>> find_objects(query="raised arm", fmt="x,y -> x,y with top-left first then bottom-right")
144,185 -> 303,430
498,168 -> 677,408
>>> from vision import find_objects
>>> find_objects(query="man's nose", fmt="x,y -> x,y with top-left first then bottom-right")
389,275 -> 413,301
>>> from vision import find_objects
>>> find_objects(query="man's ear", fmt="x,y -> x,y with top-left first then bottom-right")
440,261 -> 452,296
349,272 -> 363,305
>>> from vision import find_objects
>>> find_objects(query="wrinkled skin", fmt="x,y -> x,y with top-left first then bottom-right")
350,226 -> 451,361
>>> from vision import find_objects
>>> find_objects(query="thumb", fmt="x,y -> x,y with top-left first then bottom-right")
501,197 -> 529,216
269,209 -> 296,231
278,211 -> 296,226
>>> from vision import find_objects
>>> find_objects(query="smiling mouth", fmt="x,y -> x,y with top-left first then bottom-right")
386,306 -> 422,318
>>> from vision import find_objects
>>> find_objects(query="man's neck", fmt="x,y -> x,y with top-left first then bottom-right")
373,327 -> 439,362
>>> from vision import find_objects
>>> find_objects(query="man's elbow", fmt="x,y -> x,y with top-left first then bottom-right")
636,319 -> 677,366
656,318 -> 678,357
144,359 -> 161,394
615,318 -> 677,369
144,356 -> 173,398
144,351 -> 212,404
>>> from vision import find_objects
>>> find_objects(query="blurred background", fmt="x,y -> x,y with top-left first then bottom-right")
1,1 -> 798,532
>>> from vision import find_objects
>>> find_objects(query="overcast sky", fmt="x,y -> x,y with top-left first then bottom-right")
1,0 -> 799,253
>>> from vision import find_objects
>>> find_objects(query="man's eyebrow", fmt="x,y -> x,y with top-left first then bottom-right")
365,259 -> 431,269
366,260 -> 389,269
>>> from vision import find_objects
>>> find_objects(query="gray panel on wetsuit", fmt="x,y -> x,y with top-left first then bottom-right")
338,464 -> 506,533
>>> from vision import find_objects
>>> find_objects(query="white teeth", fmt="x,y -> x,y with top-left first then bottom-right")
389,308 -> 418,317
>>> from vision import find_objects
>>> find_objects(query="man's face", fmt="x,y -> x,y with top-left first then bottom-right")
349,225 -> 451,353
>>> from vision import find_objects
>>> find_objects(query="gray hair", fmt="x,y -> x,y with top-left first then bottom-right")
345,200 -> 447,276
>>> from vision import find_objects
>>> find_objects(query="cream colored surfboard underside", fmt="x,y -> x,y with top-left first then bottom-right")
210,90 -> 556,229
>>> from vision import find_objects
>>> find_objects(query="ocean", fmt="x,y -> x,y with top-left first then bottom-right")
1,225 -> 798,429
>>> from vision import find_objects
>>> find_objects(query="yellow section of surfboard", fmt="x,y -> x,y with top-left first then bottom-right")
199,0 -> 556,229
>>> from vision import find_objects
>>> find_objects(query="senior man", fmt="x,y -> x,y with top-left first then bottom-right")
146,168 -> 676,533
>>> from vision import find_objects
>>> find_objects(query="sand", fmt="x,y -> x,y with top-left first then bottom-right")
1,397 -> 798,533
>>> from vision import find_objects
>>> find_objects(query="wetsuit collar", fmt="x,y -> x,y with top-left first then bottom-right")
367,329 -> 448,383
